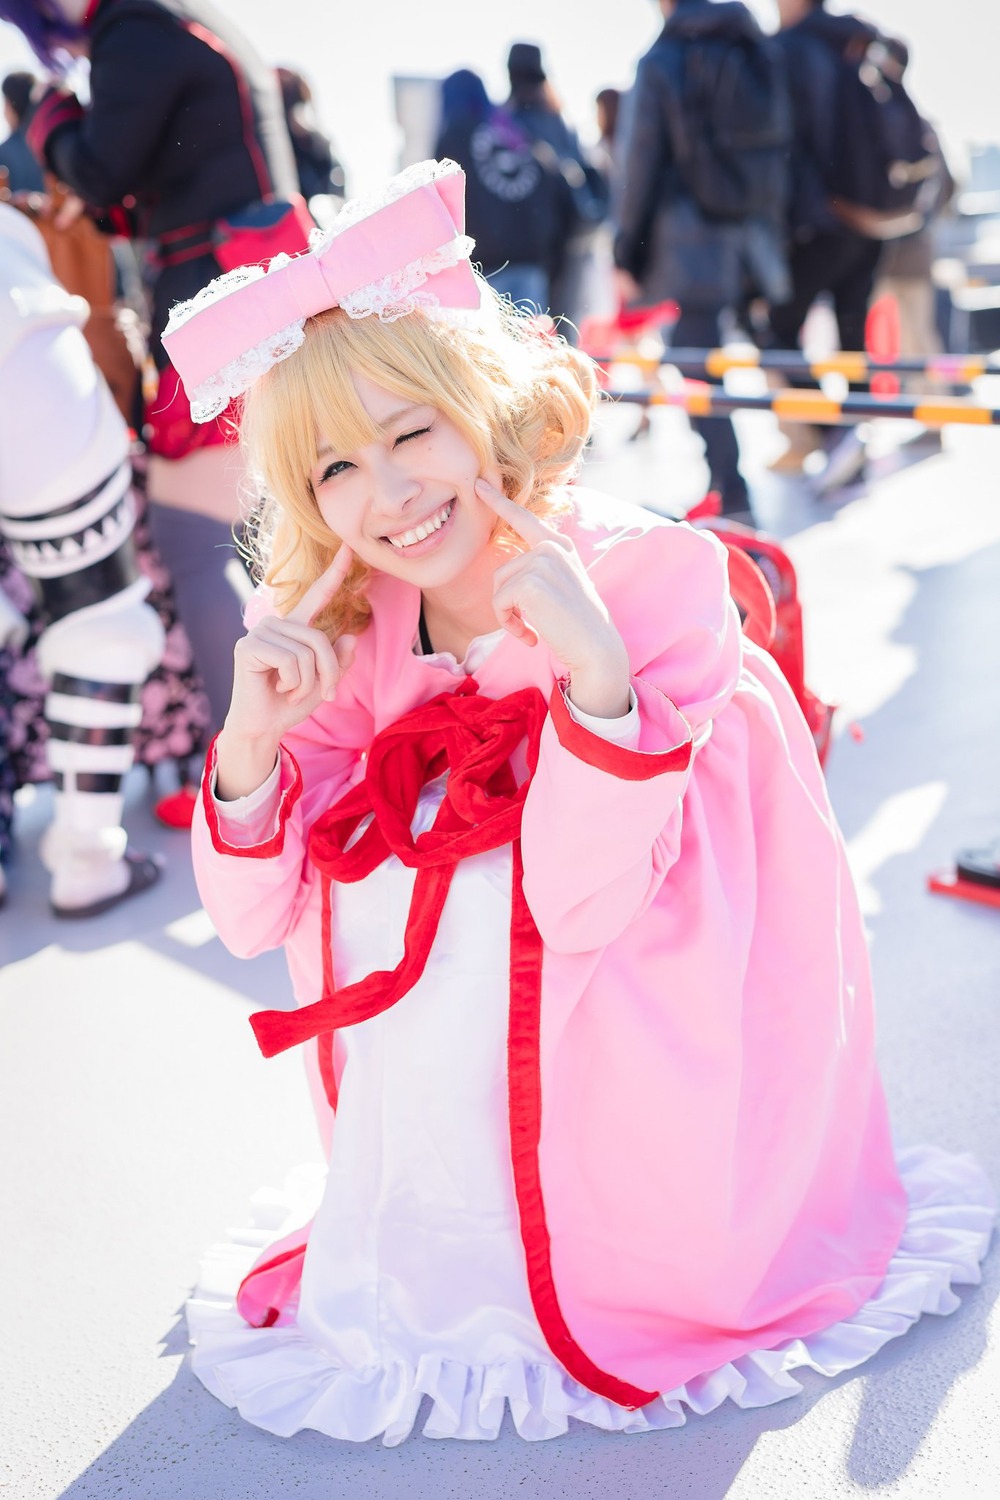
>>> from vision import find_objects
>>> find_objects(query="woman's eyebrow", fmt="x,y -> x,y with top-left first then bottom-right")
314,405 -> 430,464
380,402 -> 430,429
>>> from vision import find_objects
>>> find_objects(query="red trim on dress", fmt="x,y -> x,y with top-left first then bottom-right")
548,681 -> 693,779
317,1030 -> 339,1112
317,874 -> 339,1109
507,841 -> 658,1410
236,1242 -> 307,1329
200,733 -> 302,859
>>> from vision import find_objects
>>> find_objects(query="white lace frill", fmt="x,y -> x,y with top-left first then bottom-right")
162,160 -> 476,423
185,1144 -> 996,1446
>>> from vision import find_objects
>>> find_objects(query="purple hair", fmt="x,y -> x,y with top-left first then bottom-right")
0,2 -> 88,73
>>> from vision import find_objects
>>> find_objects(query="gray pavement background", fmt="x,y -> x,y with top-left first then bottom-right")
1,405 -> 998,1499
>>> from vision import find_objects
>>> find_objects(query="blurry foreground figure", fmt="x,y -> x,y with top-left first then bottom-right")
0,203 -> 163,914
2,0 -> 313,824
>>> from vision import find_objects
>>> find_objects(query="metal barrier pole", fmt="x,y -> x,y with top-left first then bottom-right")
597,348 -> 997,383
605,385 -> 1000,427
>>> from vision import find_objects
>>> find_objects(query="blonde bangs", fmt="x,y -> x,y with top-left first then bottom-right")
239,288 -> 599,638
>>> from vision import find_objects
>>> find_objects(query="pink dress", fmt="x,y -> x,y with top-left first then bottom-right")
188,489 -> 995,1444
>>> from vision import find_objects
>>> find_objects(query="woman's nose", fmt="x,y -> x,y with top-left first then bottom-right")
372,453 -> 421,514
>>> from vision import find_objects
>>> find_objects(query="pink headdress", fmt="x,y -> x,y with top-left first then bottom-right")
162,160 -> 482,423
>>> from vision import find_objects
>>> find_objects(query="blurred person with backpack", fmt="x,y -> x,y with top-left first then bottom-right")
1,0 -> 313,827
872,122 -> 954,394
614,0 -> 791,523
435,67 -> 575,314
505,42 -> 609,328
770,0 -> 943,485
0,70 -> 44,191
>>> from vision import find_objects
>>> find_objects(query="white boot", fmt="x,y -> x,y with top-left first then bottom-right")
40,789 -> 161,917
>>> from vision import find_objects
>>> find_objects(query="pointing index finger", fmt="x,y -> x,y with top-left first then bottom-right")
284,545 -> 354,626
475,477 -> 564,549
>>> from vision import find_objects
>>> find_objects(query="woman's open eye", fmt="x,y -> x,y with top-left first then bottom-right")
396,425 -> 432,446
319,459 -> 353,484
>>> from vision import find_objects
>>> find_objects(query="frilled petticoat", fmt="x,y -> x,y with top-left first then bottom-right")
186,784 -> 996,1445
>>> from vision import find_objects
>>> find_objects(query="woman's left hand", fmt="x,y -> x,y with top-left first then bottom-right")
476,478 -> 631,719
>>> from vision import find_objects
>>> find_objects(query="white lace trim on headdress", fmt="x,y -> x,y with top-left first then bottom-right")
163,161 -> 476,423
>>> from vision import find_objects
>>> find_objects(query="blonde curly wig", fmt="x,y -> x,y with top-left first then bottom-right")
238,281 -> 599,638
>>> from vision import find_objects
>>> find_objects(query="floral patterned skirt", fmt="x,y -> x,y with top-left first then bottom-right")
0,472 -> 210,859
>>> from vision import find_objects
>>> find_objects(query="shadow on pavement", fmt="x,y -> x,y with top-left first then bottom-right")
0,779 -> 294,1011
847,1262 -> 999,1487
54,1267 -> 997,1500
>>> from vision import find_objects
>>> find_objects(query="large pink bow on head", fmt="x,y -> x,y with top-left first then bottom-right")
161,161 -> 482,422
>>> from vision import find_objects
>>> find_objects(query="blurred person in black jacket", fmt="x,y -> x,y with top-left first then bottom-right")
769,0 -> 924,484
505,41 -> 608,329
615,0 -> 791,521
436,67 -> 574,314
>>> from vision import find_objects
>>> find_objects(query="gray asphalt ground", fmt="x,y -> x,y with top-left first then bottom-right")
1,398 -> 998,1499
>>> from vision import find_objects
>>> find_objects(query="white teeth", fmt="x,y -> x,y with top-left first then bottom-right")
386,501 -> 453,550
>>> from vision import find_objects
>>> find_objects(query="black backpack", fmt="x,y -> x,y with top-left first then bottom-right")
827,36 -> 941,238
663,35 -> 792,223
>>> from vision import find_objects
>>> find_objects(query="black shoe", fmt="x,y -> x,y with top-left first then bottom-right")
955,842 -> 1000,892
51,850 -> 164,919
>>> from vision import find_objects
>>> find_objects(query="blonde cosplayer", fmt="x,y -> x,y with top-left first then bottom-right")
239,290 -> 599,638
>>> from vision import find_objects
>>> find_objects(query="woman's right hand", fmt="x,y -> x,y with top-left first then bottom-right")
215,547 -> 356,800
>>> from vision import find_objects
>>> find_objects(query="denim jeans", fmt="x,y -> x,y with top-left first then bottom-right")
487,264 -> 550,315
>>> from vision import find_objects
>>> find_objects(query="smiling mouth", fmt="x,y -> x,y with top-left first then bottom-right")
383,500 -> 454,550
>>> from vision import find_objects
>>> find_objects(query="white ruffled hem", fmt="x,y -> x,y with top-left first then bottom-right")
185,1144 -> 996,1445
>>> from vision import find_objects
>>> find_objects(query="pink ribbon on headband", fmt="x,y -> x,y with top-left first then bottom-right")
162,163 -> 482,407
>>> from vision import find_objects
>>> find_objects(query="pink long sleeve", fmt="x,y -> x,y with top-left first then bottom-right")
520,521 -> 743,953
191,644 -> 375,961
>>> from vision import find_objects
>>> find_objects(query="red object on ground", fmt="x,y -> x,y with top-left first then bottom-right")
155,784 -> 198,829
866,294 -> 901,396
927,871 -> 1000,909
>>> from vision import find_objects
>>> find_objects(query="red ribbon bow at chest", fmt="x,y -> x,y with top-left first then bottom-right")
248,680 -> 548,1058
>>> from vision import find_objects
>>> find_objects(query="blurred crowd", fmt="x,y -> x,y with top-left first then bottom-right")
434,1 -> 953,520
0,0 -> 969,915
